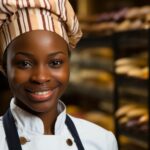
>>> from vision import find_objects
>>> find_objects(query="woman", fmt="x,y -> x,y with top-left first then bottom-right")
0,0 -> 118,150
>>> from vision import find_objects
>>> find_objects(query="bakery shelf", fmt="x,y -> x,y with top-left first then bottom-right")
113,29 -> 149,52
77,35 -> 112,49
118,127 -> 148,147
119,87 -> 148,103
113,29 -> 150,149
116,75 -> 148,102
116,75 -> 148,90
113,29 -> 150,63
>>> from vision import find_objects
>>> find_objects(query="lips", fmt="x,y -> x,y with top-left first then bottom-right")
26,89 -> 54,102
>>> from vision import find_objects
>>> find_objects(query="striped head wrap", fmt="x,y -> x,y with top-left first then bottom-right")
0,0 -> 82,57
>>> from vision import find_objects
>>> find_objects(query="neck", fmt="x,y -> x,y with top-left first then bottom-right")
37,108 -> 58,135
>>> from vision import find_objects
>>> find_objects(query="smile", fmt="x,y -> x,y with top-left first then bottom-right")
33,91 -> 50,95
27,90 -> 54,102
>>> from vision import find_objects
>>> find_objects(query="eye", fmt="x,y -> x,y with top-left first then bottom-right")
16,60 -> 33,69
49,59 -> 63,68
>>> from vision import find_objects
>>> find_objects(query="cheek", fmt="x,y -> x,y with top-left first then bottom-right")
54,65 -> 70,85
7,67 -> 30,89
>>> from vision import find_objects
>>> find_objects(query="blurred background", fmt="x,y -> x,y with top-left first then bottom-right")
0,0 -> 150,149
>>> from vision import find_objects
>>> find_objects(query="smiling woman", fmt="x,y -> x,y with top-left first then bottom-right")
0,0 -> 118,150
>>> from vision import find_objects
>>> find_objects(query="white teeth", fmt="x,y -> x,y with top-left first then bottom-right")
34,91 -> 49,95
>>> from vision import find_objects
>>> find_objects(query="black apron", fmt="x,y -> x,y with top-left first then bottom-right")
3,109 -> 85,150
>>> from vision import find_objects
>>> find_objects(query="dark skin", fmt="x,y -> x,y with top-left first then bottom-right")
4,30 -> 70,135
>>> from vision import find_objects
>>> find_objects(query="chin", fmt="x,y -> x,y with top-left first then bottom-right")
27,100 -> 58,114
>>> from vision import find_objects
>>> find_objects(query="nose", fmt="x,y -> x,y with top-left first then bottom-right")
30,65 -> 51,84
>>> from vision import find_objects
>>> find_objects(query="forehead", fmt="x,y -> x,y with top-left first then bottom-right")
7,30 -> 68,54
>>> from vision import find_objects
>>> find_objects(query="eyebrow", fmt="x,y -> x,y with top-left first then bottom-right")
14,51 -> 66,57
15,52 -> 33,57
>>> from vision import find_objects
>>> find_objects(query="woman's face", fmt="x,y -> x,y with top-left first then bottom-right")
6,31 -> 70,114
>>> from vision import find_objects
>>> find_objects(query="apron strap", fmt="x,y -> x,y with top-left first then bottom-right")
65,115 -> 85,150
3,109 -> 22,150
3,109 -> 85,150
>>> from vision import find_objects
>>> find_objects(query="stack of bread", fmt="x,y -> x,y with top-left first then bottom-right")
115,52 -> 148,79
78,47 -> 113,59
71,47 -> 113,64
77,69 -> 113,86
79,5 -> 150,35
115,104 -> 148,135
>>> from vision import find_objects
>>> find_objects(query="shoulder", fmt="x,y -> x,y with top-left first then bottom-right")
69,115 -> 113,137
69,115 -> 118,150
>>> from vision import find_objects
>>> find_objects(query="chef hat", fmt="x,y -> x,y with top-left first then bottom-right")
0,0 -> 82,57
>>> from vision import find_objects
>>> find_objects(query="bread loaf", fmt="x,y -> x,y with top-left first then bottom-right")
115,65 -> 135,75
125,7 -> 140,19
115,104 -> 138,118
126,108 -> 147,119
